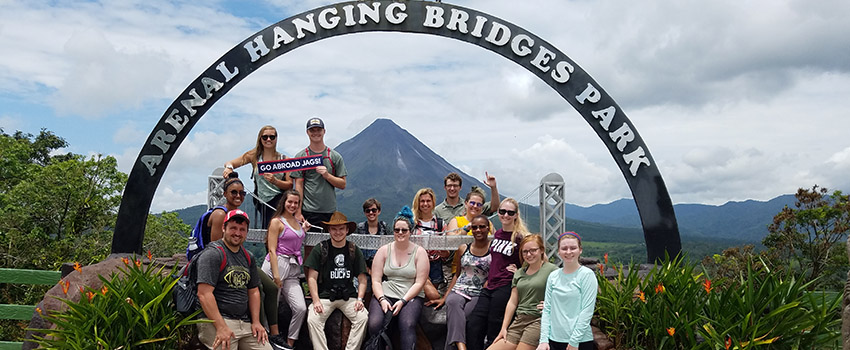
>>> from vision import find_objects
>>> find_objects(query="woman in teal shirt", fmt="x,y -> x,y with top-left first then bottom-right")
537,232 -> 597,350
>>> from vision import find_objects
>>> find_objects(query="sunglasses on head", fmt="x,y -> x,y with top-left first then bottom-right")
261,135 -> 276,141
468,200 -> 483,208
230,190 -> 246,197
364,208 -> 379,214
498,209 -> 516,216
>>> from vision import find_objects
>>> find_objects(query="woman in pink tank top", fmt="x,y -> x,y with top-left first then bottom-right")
262,189 -> 310,349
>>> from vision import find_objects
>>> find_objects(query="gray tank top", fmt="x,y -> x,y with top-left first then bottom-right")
382,243 -> 424,299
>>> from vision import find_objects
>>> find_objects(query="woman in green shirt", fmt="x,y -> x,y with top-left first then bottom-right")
489,234 -> 558,350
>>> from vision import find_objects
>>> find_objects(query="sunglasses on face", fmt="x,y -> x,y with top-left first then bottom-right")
468,201 -> 483,208
364,208 -> 379,214
470,224 -> 489,230
230,190 -> 246,197
261,135 -> 276,141
498,209 -> 517,216
393,228 -> 410,233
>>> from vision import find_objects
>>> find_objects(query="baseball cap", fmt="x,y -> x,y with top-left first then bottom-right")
306,117 -> 325,130
224,209 -> 250,225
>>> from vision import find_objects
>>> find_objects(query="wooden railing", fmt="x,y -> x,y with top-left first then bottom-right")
0,268 -> 61,350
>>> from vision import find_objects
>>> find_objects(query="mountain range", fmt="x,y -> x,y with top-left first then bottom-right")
169,119 -> 797,251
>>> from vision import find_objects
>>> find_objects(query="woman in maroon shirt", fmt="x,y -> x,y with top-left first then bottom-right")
465,197 -> 529,350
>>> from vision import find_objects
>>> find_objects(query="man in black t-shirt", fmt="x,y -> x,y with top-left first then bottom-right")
196,209 -> 271,350
304,212 -> 368,350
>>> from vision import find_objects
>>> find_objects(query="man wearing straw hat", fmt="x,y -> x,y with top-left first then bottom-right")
303,211 -> 369,350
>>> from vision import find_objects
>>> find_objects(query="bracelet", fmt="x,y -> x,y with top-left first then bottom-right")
378,296 -> 388,303
225,164 -> 234,170
401,298 -> 408,306
357,297 -> 364,302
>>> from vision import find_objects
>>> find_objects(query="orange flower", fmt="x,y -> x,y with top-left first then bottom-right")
79,286 -> 84,294
725,337 -> 732,350
655,283 -> 665,294
703,279 -> 712,293
666,327 -> 675,336
638,291 -> 646,303
86,291 -> 95,301
604,253 -> 609,265
597,264 -> 605,273
122,257 -> 130,265
147,250 -> 153,261
134,259 -> 141,268
73,262 -> 82,273
36,307 -> 42,316
101,285 -> 108,295
61,280 -> 70,295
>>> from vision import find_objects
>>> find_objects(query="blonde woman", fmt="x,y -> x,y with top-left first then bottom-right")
466,198 -> 529,350
223,125 -> 292,228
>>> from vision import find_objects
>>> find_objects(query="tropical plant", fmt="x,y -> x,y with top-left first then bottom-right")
595,256 -> 841,349
31,255 -> 206,349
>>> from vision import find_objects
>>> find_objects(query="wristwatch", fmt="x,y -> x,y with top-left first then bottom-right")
357,297 -> 364,302
225,164 -> 234,170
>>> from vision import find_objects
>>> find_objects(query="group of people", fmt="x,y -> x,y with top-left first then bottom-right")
191,120 -> 598,350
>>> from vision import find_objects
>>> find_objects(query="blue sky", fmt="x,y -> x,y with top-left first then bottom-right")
2,0 -> 849,212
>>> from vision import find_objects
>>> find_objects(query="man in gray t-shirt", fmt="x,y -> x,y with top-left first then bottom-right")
291,117 -> 347,230
196,209 -> 271,350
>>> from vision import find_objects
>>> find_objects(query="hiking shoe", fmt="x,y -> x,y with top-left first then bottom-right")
269,335 -> 288,350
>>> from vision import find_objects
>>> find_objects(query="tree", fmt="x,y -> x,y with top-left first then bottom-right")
143,212 -> 191,258
763,185 -> 850,289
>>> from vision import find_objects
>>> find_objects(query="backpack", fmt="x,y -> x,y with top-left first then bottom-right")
363,310 -> 393,350
317,240 -> 357,285
173,241 -> 253,316
414,218 -> 443,233
186,205 -> 227,260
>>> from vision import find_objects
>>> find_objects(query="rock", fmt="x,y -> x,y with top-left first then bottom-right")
593,325 -> 615,350
24,254 -> 169,349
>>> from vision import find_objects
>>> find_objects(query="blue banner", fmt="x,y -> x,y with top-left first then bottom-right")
257,155 -> 323,174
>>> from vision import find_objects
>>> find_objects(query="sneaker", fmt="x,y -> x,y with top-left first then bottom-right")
269,335 -> 288,350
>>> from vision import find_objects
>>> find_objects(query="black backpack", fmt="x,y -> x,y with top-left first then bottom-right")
173,241 -> 252,316
186,205 -> 227,260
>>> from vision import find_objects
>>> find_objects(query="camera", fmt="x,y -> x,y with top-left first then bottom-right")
329,285 -> 349,302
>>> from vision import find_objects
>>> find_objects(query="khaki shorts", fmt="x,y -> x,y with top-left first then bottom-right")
506,314 -> 541,346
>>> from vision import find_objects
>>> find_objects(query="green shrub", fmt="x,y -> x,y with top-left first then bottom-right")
595,256 -> 841,349
30,256 -> 205,349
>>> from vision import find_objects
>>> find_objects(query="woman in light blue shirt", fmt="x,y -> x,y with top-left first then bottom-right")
537,232 -> 597,350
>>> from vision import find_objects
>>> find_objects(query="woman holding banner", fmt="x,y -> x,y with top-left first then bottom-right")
222,125 -> 292,228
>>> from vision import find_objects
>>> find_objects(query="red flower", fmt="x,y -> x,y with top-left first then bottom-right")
655,283 -> 665,294
134,259 -> 142,268
61,280 -> 70,295
597,264 -> 605,273
725,337 -> 732,350
101,285 -> 108,295
703,279 -> 712,293
604,253 -> 609,265
122,257 -> 130,265
86,291 -> 95,301
666,327 -> 675,336
147,250 -> 153,262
